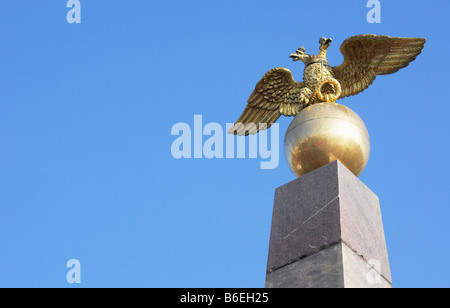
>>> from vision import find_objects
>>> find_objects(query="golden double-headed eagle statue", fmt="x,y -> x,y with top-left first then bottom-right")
229,34 -> 426,136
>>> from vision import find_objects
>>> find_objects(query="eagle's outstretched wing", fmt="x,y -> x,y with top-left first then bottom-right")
333,34 -> 426,99
229,67 -> 304,136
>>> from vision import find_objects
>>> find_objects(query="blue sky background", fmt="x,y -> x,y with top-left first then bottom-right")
0,0 -> 448,287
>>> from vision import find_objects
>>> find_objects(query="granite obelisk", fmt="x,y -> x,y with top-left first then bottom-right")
265,161 -> 392,288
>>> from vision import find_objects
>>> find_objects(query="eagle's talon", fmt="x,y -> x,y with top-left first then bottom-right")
300,94 -> 310,107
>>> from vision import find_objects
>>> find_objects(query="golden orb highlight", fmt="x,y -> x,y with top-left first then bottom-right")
284,103 -> 370,178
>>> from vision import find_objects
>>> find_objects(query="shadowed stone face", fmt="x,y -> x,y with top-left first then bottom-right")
266,161 -> 392,288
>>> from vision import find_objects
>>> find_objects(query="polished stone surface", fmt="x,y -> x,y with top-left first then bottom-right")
341,242 -> 392,288
266,242 -> 392,288
266,160 -> 391,287
266,243 -> 344,288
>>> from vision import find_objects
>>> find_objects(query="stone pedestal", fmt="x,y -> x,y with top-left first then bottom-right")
265,161 -> 392,288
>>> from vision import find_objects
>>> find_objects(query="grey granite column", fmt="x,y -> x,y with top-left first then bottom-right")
265,160 -> 392,288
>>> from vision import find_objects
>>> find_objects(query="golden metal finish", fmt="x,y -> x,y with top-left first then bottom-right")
229,34 -> 425,136
227,34 -> 426,177
284,103 -> 370,178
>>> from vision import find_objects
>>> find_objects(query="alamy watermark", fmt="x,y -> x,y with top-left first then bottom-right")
67,0 -> 81,24
66,259 -> 81,284
367,0 -> 381,23
170,115 -> 280,170
366,259 -> 383,284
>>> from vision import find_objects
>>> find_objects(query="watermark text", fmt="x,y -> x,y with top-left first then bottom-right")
367,0 -> 381,23
67,0 -> 81,24
170,115 -> 279,170
66,259 -> 81,284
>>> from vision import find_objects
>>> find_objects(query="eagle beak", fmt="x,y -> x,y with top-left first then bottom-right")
289,53 -> 301,61
290,47 -> 306,61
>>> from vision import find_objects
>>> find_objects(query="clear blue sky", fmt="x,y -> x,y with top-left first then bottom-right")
0,0 -> 448,288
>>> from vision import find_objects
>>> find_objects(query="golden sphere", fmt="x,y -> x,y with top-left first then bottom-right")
284,103 -> 370,178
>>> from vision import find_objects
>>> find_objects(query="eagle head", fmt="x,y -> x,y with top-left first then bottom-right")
289,47 -> 311,63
